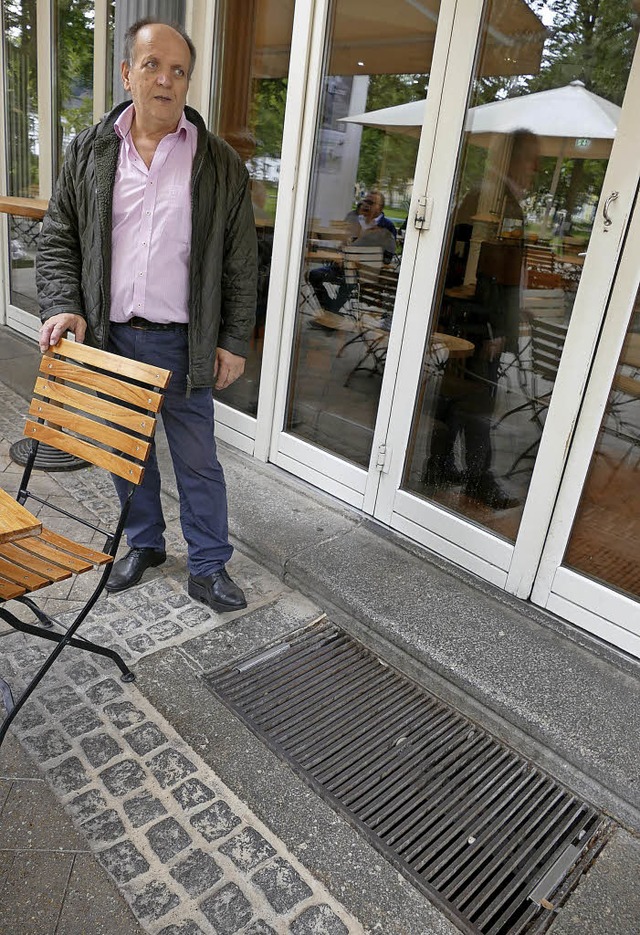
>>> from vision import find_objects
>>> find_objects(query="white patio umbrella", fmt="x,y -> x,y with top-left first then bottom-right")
340,81 -> 621,160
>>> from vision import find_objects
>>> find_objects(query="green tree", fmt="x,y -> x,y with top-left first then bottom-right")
356,74 -> 427,204
525,1 -> 639,220
4,0 -> 38,195
528,0 -> 639,103
251,78 -> 288,161
56,0 -> 95,171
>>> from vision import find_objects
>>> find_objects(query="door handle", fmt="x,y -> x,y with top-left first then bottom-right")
603,191 -> 619,226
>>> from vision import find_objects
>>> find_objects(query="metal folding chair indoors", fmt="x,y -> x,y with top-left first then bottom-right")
338,258 -> 399,385
0,338 -> 171,749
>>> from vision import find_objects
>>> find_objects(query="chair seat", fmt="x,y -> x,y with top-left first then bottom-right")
0,578 -> 26,601
0,527 -> 113,594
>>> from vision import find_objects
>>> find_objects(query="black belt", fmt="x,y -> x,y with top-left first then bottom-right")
125,316 -> 188,332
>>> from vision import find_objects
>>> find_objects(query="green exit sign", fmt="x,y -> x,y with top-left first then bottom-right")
575,138 -> 592,148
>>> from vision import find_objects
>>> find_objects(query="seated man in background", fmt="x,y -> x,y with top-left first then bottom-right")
308,190 -> 397,317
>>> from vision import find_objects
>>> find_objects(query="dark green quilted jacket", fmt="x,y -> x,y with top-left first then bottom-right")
37,102 -> 257,390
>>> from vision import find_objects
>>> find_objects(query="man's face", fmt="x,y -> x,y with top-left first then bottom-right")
359,194 -> 382,219
510,139 -> 539,193
121,24 -> 191,134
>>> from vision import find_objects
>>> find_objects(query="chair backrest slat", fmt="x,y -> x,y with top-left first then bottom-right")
33,377 -> 158,437
531,318 -> 565,381
51,338 -> 172,388
29,399 -> 152,461
343,245 -> 384,287
40,356 -> 165,412
344,245 -> 384,267
24,421 -> 146,483
355,265 -> 399,316
24,339 -> 171,486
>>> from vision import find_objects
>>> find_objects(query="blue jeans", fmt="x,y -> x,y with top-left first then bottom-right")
108,324 -> 232,576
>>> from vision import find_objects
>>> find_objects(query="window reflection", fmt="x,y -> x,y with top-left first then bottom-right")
54,0 -> 95,173
284,0 -> 558,470
4,0 -> 40,315
403,1 -> 638,542
211,0 -> 294,417
564,297 -> 640,600
285,0 -> 435,468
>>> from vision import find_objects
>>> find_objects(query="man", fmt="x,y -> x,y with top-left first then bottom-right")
308,190 -> 396,316
424,130 -> 538,510
37,19 -> 257,611
343,190 -> 397,254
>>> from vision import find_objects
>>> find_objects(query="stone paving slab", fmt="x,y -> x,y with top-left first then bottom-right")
548,829 -> 640,935
2,634 -> 362,934
0,379 -> 364,934
0,733 -> 144,935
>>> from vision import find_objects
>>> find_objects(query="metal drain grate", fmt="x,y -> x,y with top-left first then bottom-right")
207,621 -> 611,935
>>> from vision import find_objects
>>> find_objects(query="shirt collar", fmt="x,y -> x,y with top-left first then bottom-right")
359,213 -> 382,230
114,104 -> 194,143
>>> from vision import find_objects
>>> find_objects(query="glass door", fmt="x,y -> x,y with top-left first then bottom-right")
210,0 -> 297,445
376,0 -> 640,586
531,187 -> 640,659
270,0 -> 465,505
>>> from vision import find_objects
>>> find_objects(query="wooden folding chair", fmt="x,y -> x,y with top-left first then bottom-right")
0,338 -> 171,748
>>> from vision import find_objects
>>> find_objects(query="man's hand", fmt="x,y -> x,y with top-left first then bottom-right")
39,313 -> 87,353
214,347 -> 246,390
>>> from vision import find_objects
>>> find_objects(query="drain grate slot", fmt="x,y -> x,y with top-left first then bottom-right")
207,622 -> 610,934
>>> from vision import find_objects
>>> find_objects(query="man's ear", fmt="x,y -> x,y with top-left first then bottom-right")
121,59 -> 131,91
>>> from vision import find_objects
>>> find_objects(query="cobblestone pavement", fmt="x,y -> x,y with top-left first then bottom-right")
0,382 -> 364,935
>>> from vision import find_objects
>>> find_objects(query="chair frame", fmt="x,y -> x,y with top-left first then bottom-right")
0,338 -> 171,748
338,259 -> 399,385
493,317 -> 566,476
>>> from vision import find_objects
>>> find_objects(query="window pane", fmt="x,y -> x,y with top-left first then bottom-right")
55,0 -> 95,173
284,0 -> 438,467
3,0 -> 40,315
564,295 -> 640,599
211,0 -> 295,417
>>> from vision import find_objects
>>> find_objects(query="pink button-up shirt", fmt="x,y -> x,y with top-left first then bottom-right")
110,105 -> 197,324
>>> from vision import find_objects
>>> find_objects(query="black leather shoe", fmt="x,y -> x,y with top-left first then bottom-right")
464,476 -> 520,510
106,547 -> 166,592
188,568 -> 247,612
422,457 -> 466,488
